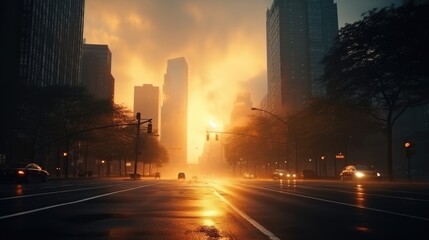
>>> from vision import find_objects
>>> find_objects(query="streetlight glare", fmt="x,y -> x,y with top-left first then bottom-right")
209,120 -> 218,129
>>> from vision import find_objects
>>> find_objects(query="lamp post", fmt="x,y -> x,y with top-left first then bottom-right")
251,107 -> 289,172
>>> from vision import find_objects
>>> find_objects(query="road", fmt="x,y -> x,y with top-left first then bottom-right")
1,177 -> 428,240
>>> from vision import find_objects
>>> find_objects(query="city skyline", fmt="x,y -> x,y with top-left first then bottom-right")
84,0 -> 402,163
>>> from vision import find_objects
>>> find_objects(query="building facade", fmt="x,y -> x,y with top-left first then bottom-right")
161,57 -> 188,173
134,84 -> 160,134
0,0 -> 85,167
81,44 -> 115,102
2,0 -> 84,88
266,0 -> 338,116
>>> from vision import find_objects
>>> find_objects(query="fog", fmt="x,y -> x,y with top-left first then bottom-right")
84,0 -> 402,165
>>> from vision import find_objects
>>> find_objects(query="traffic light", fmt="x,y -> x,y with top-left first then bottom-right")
404,141 -> 415,158
147,123 -> 152,134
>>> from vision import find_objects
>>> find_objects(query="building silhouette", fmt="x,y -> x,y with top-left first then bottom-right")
0,0 -> 84,166
1,0 -> 84,88
161,57 -> 188,173
134,84 -> 160,134
266,0 -> 338,116
81,44 -> 115,102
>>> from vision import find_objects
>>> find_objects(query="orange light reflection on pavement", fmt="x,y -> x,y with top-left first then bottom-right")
355,184 -> 365,208
15,185 -> 23,196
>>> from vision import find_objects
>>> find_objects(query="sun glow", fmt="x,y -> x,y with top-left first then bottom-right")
84,0 -> 271,166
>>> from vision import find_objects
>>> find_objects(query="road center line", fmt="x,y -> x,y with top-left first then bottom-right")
0,183 -> 160,220
212,188 -> 281,240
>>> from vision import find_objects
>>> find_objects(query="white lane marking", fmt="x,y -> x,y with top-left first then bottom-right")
0,183 -> 126,200
296,185 -> 429,202
0,183 -> 160,220
212,188 -> 281,240
241,184 -> 429,222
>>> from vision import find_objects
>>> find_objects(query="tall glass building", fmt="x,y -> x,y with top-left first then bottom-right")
1,0 -> 85,166
2,0 -> 84,87
266,0 -> 338,116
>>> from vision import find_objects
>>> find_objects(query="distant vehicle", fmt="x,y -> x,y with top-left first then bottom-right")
340,164 -> 381,181
1,163 -> 49,183
243,172 -> 255,179
154,172 -> 161,179
178,172 -> 186,179
302,170 -> 318,179
273,169 -> 296,180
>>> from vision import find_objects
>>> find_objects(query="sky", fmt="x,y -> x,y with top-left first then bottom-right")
83,0 -> 402,164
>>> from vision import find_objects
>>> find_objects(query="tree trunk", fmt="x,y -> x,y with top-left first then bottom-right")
387,120 -> 393,181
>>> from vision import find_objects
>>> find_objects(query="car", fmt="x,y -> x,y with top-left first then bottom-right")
1,163 -> 49,183
340,164 -> 381,181
273,169 -> 296,180
154,172 -> 161,179
243,172 -> 255,179
178,172 -> 186,179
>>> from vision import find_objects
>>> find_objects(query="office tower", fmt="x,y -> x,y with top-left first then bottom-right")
81,44 -> 115,102
0,0 -> 84,165
134,84 -> 160,134
1,0 -> 84,88
161,57 -> 188,171
266,0 -> 338,116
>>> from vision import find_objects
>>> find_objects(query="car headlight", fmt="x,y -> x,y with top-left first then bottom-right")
377,173 -> 381,177
18,170 -> 25,175
279,173 -> 283,176
355,172 -> 365,178
292,174 -> 296,178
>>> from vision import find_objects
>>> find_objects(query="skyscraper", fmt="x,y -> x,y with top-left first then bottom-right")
81,44 -> 115,102
266,0 -> 338,116
0,0 -> 85,165
134,84 -> 160,134
1,0 -> 84,88
161,57 -> 188,172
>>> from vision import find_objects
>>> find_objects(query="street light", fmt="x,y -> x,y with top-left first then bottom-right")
251,107 -> 289,172
251,107 -> 288,127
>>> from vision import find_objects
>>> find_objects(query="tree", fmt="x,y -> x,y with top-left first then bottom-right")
224,114 -> 285,177
319,3 -> 429,180
288,97 -> 379,176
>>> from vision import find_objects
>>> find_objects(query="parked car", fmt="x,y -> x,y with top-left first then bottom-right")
1,163 -> 49,183
154,172 -> 161,179
178,172 -> 186,180
340,164 -> 381,181
273,169 -> 296,180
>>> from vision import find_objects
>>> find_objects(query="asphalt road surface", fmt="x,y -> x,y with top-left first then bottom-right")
1,177 -> 428,240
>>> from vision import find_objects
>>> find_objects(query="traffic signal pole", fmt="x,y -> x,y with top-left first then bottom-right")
132,112 -> 152,179
133,113 -> 141,179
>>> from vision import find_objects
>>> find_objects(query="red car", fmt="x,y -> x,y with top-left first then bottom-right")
1,163 -> 49,183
